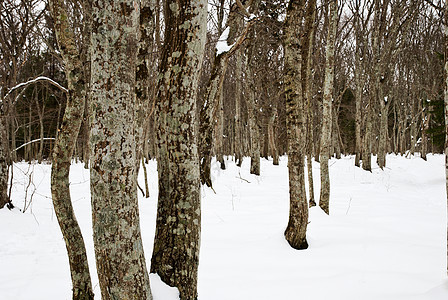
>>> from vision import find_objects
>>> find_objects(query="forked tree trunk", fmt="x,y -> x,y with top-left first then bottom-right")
283,0 -> 309,250
319,0 -> 337,215
49,0 -> 94,298
90,0 -> 152,298
151,1 -> 206,299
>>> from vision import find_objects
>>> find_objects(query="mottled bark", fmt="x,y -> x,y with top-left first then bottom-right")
268,106 -> 279,165
216,88 -> 226,170
246,52 -> 261,176
234,52 -> 243,166
90,0 -> 152,299
421,107 -> 429,160
377,98 -> 389,168
444,0 -> 448,275
135,0 -> 156,166
283,0 -> 308,250
304,0 -> 316,207
319,0 -> 337,215
151,1 -> 207,299
49,0 -> 94,298
0,116 -> 9,209
200,53 -> 229,187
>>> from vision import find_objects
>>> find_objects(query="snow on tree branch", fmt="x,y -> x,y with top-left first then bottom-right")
3,76 -> 68,102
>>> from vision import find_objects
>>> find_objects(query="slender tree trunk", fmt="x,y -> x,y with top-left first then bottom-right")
217,88 -> 226,170
234,53 -> 243,167
319,0 -> 337,215
283,0 -> 308,250
246,52 -> 261,176
90,0 -> 152,298
377,97 -> 389,169
49,0 -> 94,298
444,0 -> 448,275
151,1 -> 206,299
304,0 -> 316,207
421,106 -> 429,160
354,21 -> 363,167
0,112 -> 9,209
200,52 -> 230,187
268,106 -> 279,165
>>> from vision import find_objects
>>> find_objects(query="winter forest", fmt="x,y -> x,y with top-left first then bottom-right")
1,0 -> 448,299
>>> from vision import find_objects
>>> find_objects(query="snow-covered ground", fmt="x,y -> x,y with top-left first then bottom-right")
0,154 -> 447,299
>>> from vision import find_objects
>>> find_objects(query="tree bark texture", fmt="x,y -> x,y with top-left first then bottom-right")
245,50 -> 261,176
319,0 -> 337,215
90,0 -> 152,299
283,0 -> 308,250
268,106 -> 279,165
49,0 -> 94,298
151,1 -> 207,299
0,115 -> 9,209
200,52 -> 230,187
444,0 -> 448,276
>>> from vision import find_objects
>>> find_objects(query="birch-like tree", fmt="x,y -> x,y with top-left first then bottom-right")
89,0 -> 152,298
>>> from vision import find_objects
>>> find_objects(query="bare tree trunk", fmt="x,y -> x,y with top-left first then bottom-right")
421,105 -> 429,160
319,0 -> 337,215
377,97 -> 389,169
268,106 -> 279,165
304,0 -> 316,207
90,0 -> 152,298
246,52 -> 261,176
442,47 -> 448,281
283,0 -> 309,250
216,88 -> 226,170
0,112 -> 9,209
49,0 -> 94,298
234,52 -> 243,167
151,1 -> 206,299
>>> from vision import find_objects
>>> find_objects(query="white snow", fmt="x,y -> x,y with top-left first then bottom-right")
0,154 -> 447,299
215,27 -> 234,55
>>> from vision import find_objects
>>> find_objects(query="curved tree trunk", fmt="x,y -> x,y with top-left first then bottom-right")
151,1 -> 207,299
49,0 -> 94,298
90,0 -> 152,298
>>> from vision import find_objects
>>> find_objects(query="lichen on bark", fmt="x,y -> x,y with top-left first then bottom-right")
151,1 -> 207,299
90,0 -> 152,299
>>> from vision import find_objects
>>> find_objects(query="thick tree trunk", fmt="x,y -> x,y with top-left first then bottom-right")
151,1 -> 206,299
90,0 -> 152,299
319,0 -> 337,215
49,0 -> 94,298
283,0 -> 308,250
